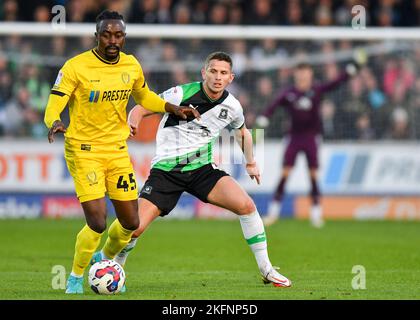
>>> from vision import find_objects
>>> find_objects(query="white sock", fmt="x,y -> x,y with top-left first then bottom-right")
114,238 -> 138,267
267,200 -> 281,218
311,204 -> 323,222
239,211 -> 273,274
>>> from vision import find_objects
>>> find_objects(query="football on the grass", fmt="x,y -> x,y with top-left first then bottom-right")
88,260 -> 125,295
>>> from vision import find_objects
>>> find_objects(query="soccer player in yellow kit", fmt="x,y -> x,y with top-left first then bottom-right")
44,10 -> 199,294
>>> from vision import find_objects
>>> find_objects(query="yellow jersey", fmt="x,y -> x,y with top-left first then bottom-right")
45,49 -> 166,145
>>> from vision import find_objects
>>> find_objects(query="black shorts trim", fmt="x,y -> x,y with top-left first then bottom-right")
139,163 -> 229,216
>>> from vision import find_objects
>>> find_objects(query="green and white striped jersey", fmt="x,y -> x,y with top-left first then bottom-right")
152,81 -> 245,172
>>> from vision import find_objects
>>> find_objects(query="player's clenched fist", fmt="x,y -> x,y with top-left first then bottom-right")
165,103 -> 201,121
48,120 -> 67,143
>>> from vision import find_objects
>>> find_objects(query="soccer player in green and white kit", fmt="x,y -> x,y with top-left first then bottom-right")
93,52 -> 291,288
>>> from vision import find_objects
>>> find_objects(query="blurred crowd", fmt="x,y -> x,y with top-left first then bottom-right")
1,0 -> 420,26
0,0 -> 419,141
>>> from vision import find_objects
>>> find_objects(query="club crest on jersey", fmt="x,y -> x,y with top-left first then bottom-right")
86,171 -> 98,185
218,108 -> 228,120
121,72 -> 130,84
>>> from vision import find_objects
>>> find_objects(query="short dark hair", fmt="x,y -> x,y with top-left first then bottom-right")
296,62 -> 312,69
96,10 -> 125,32
204,51 -> 233,70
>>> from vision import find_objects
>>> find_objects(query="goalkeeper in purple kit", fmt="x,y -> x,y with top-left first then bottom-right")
257,57 -> 364,227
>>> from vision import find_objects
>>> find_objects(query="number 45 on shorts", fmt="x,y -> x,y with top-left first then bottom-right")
117,173 -> 136,192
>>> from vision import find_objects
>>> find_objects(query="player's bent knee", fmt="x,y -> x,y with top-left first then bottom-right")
236,197 -> 256,215
119,215 -> 140,231
87,220 -> 107,234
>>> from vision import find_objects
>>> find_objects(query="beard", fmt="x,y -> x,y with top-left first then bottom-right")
104,46 -> 120,60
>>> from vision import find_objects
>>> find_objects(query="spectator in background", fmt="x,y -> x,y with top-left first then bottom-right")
300,0 -> 317,24
283,0 -> 303,25
161,41 -> 178,64
157,41 -> 180,90
275,65 -> 293,91
383,58 -> 415,105
228,3 -> 244,25
355,112 -> 375,140
156,0 -> 173,24
50,36 -> 67,57
0,55 -> 12,108
374,0 -> 400,26
208,2 -> 228,25
107,0 -> 132,20
324,61 -> 339,81
13,63 -> 49,138
229,39 -> 248,78
409,78 -> 420,139
191,0 -> 208,24
130,0 -> 158,23
245,0 -> 278,25
33,4 -> 50,22
250,38 -> 288,73
79,35 -> 96,52
254,76 -> 274,108
169,64 -> 189,86
1,87 -> 39,137
236,90 -> 255,128
2,0 -> 19,21
320,99 -> 336,140
136,38 -> 164,65
67,0 -> 89,22
16,64 -> 50,110
362,69 -> 386,110
336,75 -> 368,139
361,68 -> 387,138
376,7 -> 394,26
177,38 -> 209,63
315,2 -> 333,26
386,107 -> 410,140
173,2 -> 191,24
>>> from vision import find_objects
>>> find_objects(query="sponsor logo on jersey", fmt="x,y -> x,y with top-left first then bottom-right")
141,185 -> 152,195
81,144 -> 91,151
296,96 -> 312,110
101,89 -> 132,102
89,90 -> 100,103
88,89 -> 132,103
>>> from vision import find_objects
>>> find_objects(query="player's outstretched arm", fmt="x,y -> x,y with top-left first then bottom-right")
44,91 -> 69,143
234,125 -> 261,185
132,82 -> 200,121
164,102 -> 201,121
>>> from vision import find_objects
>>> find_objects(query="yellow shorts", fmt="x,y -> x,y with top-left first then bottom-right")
64,141 -> 138,203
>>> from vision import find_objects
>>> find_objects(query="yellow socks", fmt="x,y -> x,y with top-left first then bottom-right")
71,224 -> 102,276
102,219 -> 135,260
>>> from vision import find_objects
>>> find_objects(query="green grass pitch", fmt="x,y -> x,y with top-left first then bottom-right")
0,218 -> 419,300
